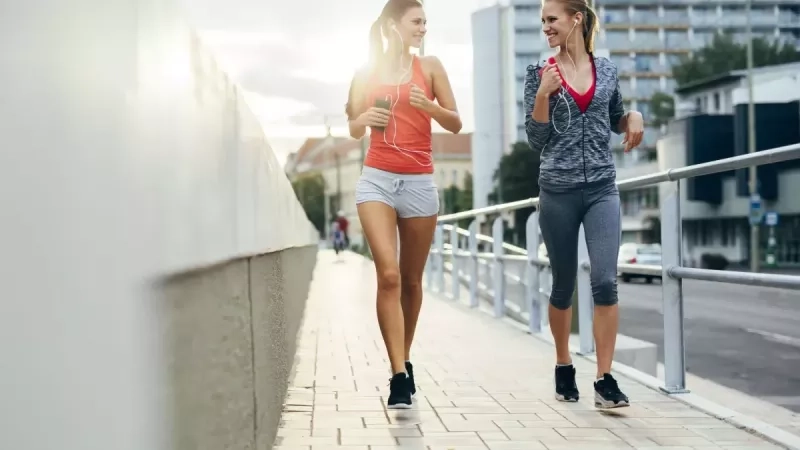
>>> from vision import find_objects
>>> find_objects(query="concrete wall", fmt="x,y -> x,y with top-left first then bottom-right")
162,245 -> 316,450
0,2 -> 316,450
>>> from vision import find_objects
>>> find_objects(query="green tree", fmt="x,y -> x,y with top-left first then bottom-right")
672,33 -> 800,87
291,172 -> 326,235
456,171 -> 473,212
649,91 -> 675,128
488,141 -> 541,246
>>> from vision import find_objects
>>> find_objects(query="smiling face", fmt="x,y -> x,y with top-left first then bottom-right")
541,0 -> 580,49
389,6 -> 427,48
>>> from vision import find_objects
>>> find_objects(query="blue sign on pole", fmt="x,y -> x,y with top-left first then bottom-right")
749,194 -> 763,226
765,211 -> 779,227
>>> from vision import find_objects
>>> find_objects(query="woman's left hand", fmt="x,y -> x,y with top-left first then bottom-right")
409,84 -> 435,113
623,111 -> 644,152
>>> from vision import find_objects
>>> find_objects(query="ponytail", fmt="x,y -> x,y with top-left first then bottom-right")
582,5 -> 599,53
346,19 -> 384,119
369,19 -> 385,65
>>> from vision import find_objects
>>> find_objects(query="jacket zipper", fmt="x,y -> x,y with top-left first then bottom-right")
582,116 -> 588,183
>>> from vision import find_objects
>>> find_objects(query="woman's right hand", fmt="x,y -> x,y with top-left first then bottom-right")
357,107 -> 391,128
537,64 -> 563,96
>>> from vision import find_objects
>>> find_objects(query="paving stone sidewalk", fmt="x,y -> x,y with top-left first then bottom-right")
274,250 -> 782,450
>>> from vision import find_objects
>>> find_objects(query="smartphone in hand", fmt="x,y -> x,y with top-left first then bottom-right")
373,99 -> 391,132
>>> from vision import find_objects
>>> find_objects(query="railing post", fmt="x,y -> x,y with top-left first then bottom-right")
492,217 -> 506,318
468,220 -> 479,308
525,212 -> 542,333
660,181 -> 689,394
435,224 -> 445,293
424,251 -> 432,289
450,225 -> 460,301
577,224 -> 594,355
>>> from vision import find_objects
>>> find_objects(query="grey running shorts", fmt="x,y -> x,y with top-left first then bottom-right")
355,166 -> 440,218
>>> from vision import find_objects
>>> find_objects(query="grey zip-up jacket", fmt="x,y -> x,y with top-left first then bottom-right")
524,56 -> 627,190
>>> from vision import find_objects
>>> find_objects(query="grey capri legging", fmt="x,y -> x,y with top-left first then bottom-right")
355,166 -> 440,218
538,179 -> 622,309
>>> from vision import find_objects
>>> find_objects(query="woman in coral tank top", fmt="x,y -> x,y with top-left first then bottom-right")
344,0 -> 461,409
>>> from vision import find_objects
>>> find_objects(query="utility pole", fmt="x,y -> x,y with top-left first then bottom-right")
322,115 -> 333,243
746,0 -> 760,273
335,153 -> 341,213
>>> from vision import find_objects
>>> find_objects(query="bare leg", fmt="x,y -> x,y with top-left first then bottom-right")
593,304 -> 619,377
397,214 -> 438,360
357,201 -> 405,375
549,304 -> 574,364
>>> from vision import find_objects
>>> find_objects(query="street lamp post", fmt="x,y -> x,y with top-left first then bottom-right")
746,0 -> 760,273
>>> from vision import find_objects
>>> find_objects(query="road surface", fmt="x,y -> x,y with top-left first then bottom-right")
618,277 -> 800,413
475,260 -> 800,412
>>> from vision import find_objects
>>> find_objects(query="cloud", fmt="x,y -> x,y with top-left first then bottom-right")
184,0 -> 491,162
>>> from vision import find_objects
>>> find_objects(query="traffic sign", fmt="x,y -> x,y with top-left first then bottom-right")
749,194 -> 763,226
765,211 -> 779,227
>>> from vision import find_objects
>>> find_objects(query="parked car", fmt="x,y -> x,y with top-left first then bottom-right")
617,243 -> 662,283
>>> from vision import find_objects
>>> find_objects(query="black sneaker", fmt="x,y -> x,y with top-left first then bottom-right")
405,361 -> 416,397
554,365 -> 580,402
387,373 -> 412,409
594,373 -> 630,409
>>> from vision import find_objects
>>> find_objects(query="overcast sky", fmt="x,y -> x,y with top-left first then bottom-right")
180,0 -> 498,163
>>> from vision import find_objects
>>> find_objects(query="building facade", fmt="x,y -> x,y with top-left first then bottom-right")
471,4 -> 517,210
472,0 -> 800,243
659,62 -> 800,268
285,133 -> 473,248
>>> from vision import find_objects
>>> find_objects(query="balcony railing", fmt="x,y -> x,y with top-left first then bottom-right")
425,142 -> 800,394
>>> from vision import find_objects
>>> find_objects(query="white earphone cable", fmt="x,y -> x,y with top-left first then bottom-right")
379,26 -> 432,167
551,20 -> 579,135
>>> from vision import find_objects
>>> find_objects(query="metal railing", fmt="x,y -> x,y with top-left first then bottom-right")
425,142 -> 800,394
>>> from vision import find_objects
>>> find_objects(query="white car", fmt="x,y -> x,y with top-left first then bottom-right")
617,243 -> 662,283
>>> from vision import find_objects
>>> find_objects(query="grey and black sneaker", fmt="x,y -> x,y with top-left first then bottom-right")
554,365 -> 580,402
594,373 -> 629,409
387,373 -> 413,409
405,361 -> 416,398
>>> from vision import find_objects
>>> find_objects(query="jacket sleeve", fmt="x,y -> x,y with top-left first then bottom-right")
524,64 -> 551,153
608,65 -> 627,135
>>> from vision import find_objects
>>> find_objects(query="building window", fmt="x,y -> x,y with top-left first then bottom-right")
634,54 -> 656,72
632,7 -> 659,25
721,219 -> 730,246
606,30 -> 631,48
611,55 -> 634,72
713,92 -> 720,112
639,102 -> 651,122
636,78 -> 660,98
634,31 -> 661,51
664,30 -> 690,49
604,8 -> 629,24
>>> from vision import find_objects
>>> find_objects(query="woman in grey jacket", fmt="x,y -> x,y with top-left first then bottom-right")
524,0 -> 644,409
